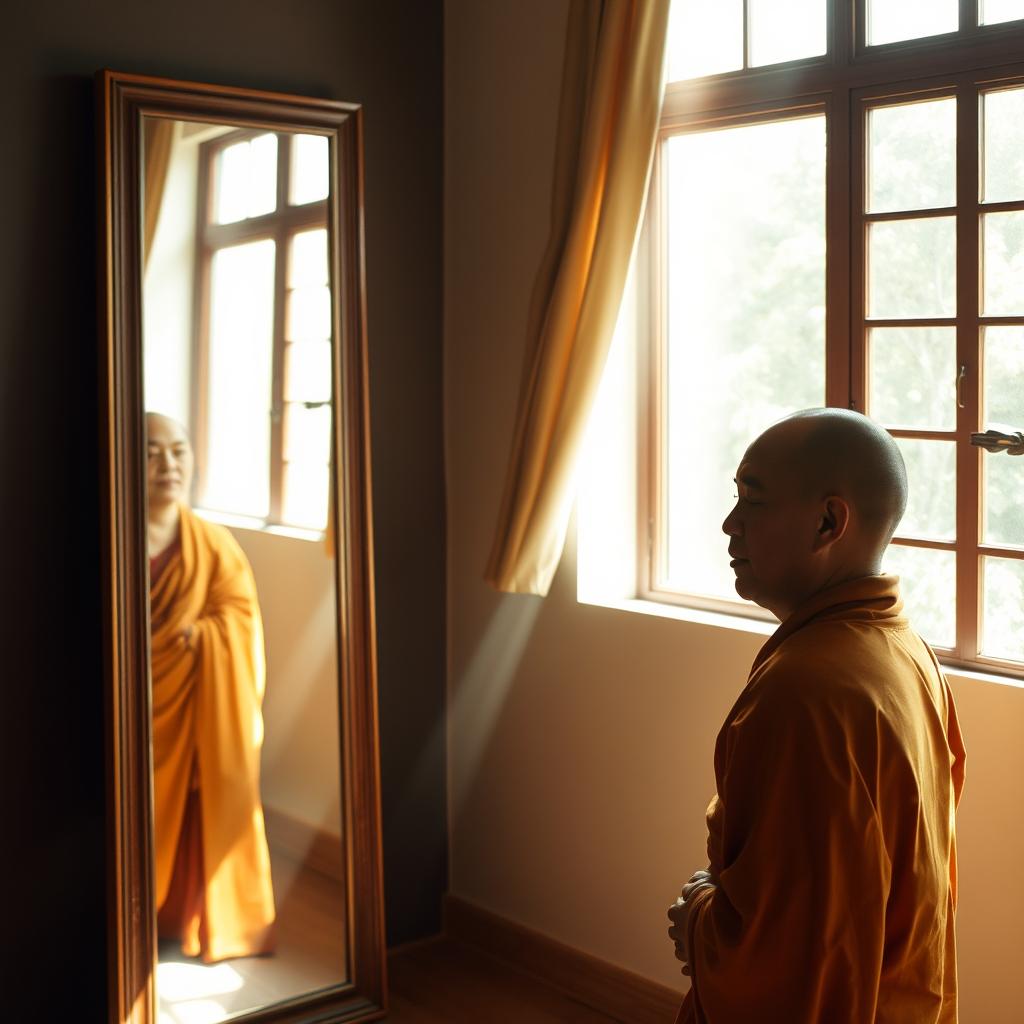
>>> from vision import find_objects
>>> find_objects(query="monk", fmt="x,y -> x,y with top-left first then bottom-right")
147,412 -> 276,963
668,408 -> 966,1023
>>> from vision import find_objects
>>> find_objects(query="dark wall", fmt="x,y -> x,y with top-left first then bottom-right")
1,2 -> 446,1018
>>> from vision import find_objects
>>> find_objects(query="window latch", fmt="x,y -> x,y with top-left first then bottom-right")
970,428 -> 1024,456
955,364 -> 967,409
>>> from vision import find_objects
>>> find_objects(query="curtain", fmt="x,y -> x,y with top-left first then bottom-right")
143,118 -> 175,267
485,0 -> 671,595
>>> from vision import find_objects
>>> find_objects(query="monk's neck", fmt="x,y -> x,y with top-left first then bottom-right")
148,500 -> 181,558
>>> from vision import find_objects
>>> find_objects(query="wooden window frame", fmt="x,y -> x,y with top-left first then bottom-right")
641,0 -> 1024,678
192,127 -> 328,529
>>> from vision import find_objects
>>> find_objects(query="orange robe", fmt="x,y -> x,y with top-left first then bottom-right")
677,575 -> 966,1024
150,504 -> 276,962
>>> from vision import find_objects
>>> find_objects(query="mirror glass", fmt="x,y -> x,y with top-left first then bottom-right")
141,115 -> 347,1023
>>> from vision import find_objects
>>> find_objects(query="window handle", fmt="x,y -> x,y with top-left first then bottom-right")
955,364 -> 966,409
970,429 -> 1024,456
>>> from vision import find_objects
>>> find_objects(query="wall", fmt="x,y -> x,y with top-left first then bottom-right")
444,2 -> 1024,1020
232,526 -> 342,838
2,2 -> 445,1018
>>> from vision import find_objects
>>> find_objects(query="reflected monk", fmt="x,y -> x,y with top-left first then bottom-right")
146,412 -> 276,963
668,408 -> 966,1023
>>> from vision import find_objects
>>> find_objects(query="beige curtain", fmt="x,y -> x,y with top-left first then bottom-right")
485,0 -> 670,595
143,119 -> 175,267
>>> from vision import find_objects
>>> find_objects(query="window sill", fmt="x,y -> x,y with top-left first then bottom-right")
578,594 -> 1024,690
195,506 -> 325,544
577,593 -> 776,639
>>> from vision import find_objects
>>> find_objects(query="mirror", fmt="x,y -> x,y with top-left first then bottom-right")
98,71 -> 385,1024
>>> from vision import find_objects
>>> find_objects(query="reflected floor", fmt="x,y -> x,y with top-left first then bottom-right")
158,823 -> 347,1023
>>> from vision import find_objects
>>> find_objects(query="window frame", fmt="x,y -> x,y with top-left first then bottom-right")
640,0 -> 1024,677
192,127 -> 330,531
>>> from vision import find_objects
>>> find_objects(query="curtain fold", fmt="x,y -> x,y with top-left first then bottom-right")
143,118 -> 175,267
485,0 -> 670,595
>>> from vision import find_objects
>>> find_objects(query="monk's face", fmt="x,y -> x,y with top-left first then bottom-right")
146,414 -> 194,507
721,422 -> 826,620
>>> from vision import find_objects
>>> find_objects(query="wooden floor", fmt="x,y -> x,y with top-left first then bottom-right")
157,846 -> 347,1022
385,937 -> 624,1023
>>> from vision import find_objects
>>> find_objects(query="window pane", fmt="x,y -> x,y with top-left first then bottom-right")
883,544 -> 956,649
204,240 -> 276,517
283,402 -> 332,465
290,134 -> 329,206
868,98 -> 956,213
982,210 -> 1024,315
982,557 -> 1024,662
868,0 -> 958,46
214,134 -> 278,225
985,456 -> 1024,547
664,115 -> 825,599
748,0 -> 827,66
869,327 -> 956,430
284,341 -> 332,404
894,439 -> 956,541
983,326 -> 1024,547
286,285 -> 331,342
289,228 -> 329,288
282,462 -> 330,531
984,325 -> 1024,426
666,0 -> 743,82
980,0 -> 1024,25
982,88 -> 1024,203
868,218 -> 956,318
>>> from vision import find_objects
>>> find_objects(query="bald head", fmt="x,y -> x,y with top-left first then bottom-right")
724,408 -> 907,619
761,408 -> 908,547
146,411 -> 194,510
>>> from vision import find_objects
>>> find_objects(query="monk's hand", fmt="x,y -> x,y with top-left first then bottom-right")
668,869 -> 718,976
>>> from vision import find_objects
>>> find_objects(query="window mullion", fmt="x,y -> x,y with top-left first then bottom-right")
960,0 -> 977,34
268,134 -> 291,526
826,86 -> 853,409
832,0 -> 854,63
848,93 -> 867,413
193,142 -> 214,510
955,76 -> 981,663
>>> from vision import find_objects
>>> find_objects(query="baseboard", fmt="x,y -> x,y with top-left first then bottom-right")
262,804 -> 344,884
443,895 -> 682,1024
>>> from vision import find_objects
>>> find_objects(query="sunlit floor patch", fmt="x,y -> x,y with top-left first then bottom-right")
156,847 -> 348,1022
157,961 -> 244,1003
160,997 -> 230,1024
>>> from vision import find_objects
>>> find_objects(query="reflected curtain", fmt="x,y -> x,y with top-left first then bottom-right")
143,119 -> 175,266
485,0 -> 670,595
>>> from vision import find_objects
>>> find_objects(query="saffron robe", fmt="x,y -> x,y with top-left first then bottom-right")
151,504 -> 276,962
677,575 -> 966,1024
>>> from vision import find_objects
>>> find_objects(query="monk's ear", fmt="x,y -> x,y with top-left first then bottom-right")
812,495 -> 850,551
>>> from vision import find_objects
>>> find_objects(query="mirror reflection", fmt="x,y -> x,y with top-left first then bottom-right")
142,116 -> 347,1023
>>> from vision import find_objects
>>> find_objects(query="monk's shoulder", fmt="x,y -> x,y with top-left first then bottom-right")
190,512 -> 250,571
751,621 -> 893,713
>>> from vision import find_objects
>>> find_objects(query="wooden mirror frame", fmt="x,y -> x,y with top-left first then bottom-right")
96,70 -> 386,1024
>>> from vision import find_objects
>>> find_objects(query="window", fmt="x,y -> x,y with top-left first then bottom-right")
643,0 -> 1024,675
194,129 -> 332,533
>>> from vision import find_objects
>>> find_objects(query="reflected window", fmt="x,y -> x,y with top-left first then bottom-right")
197,129 -> 332,532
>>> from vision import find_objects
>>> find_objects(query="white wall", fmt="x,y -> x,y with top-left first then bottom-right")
232,526 -> 342,837
444,2 -> 1024,1018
